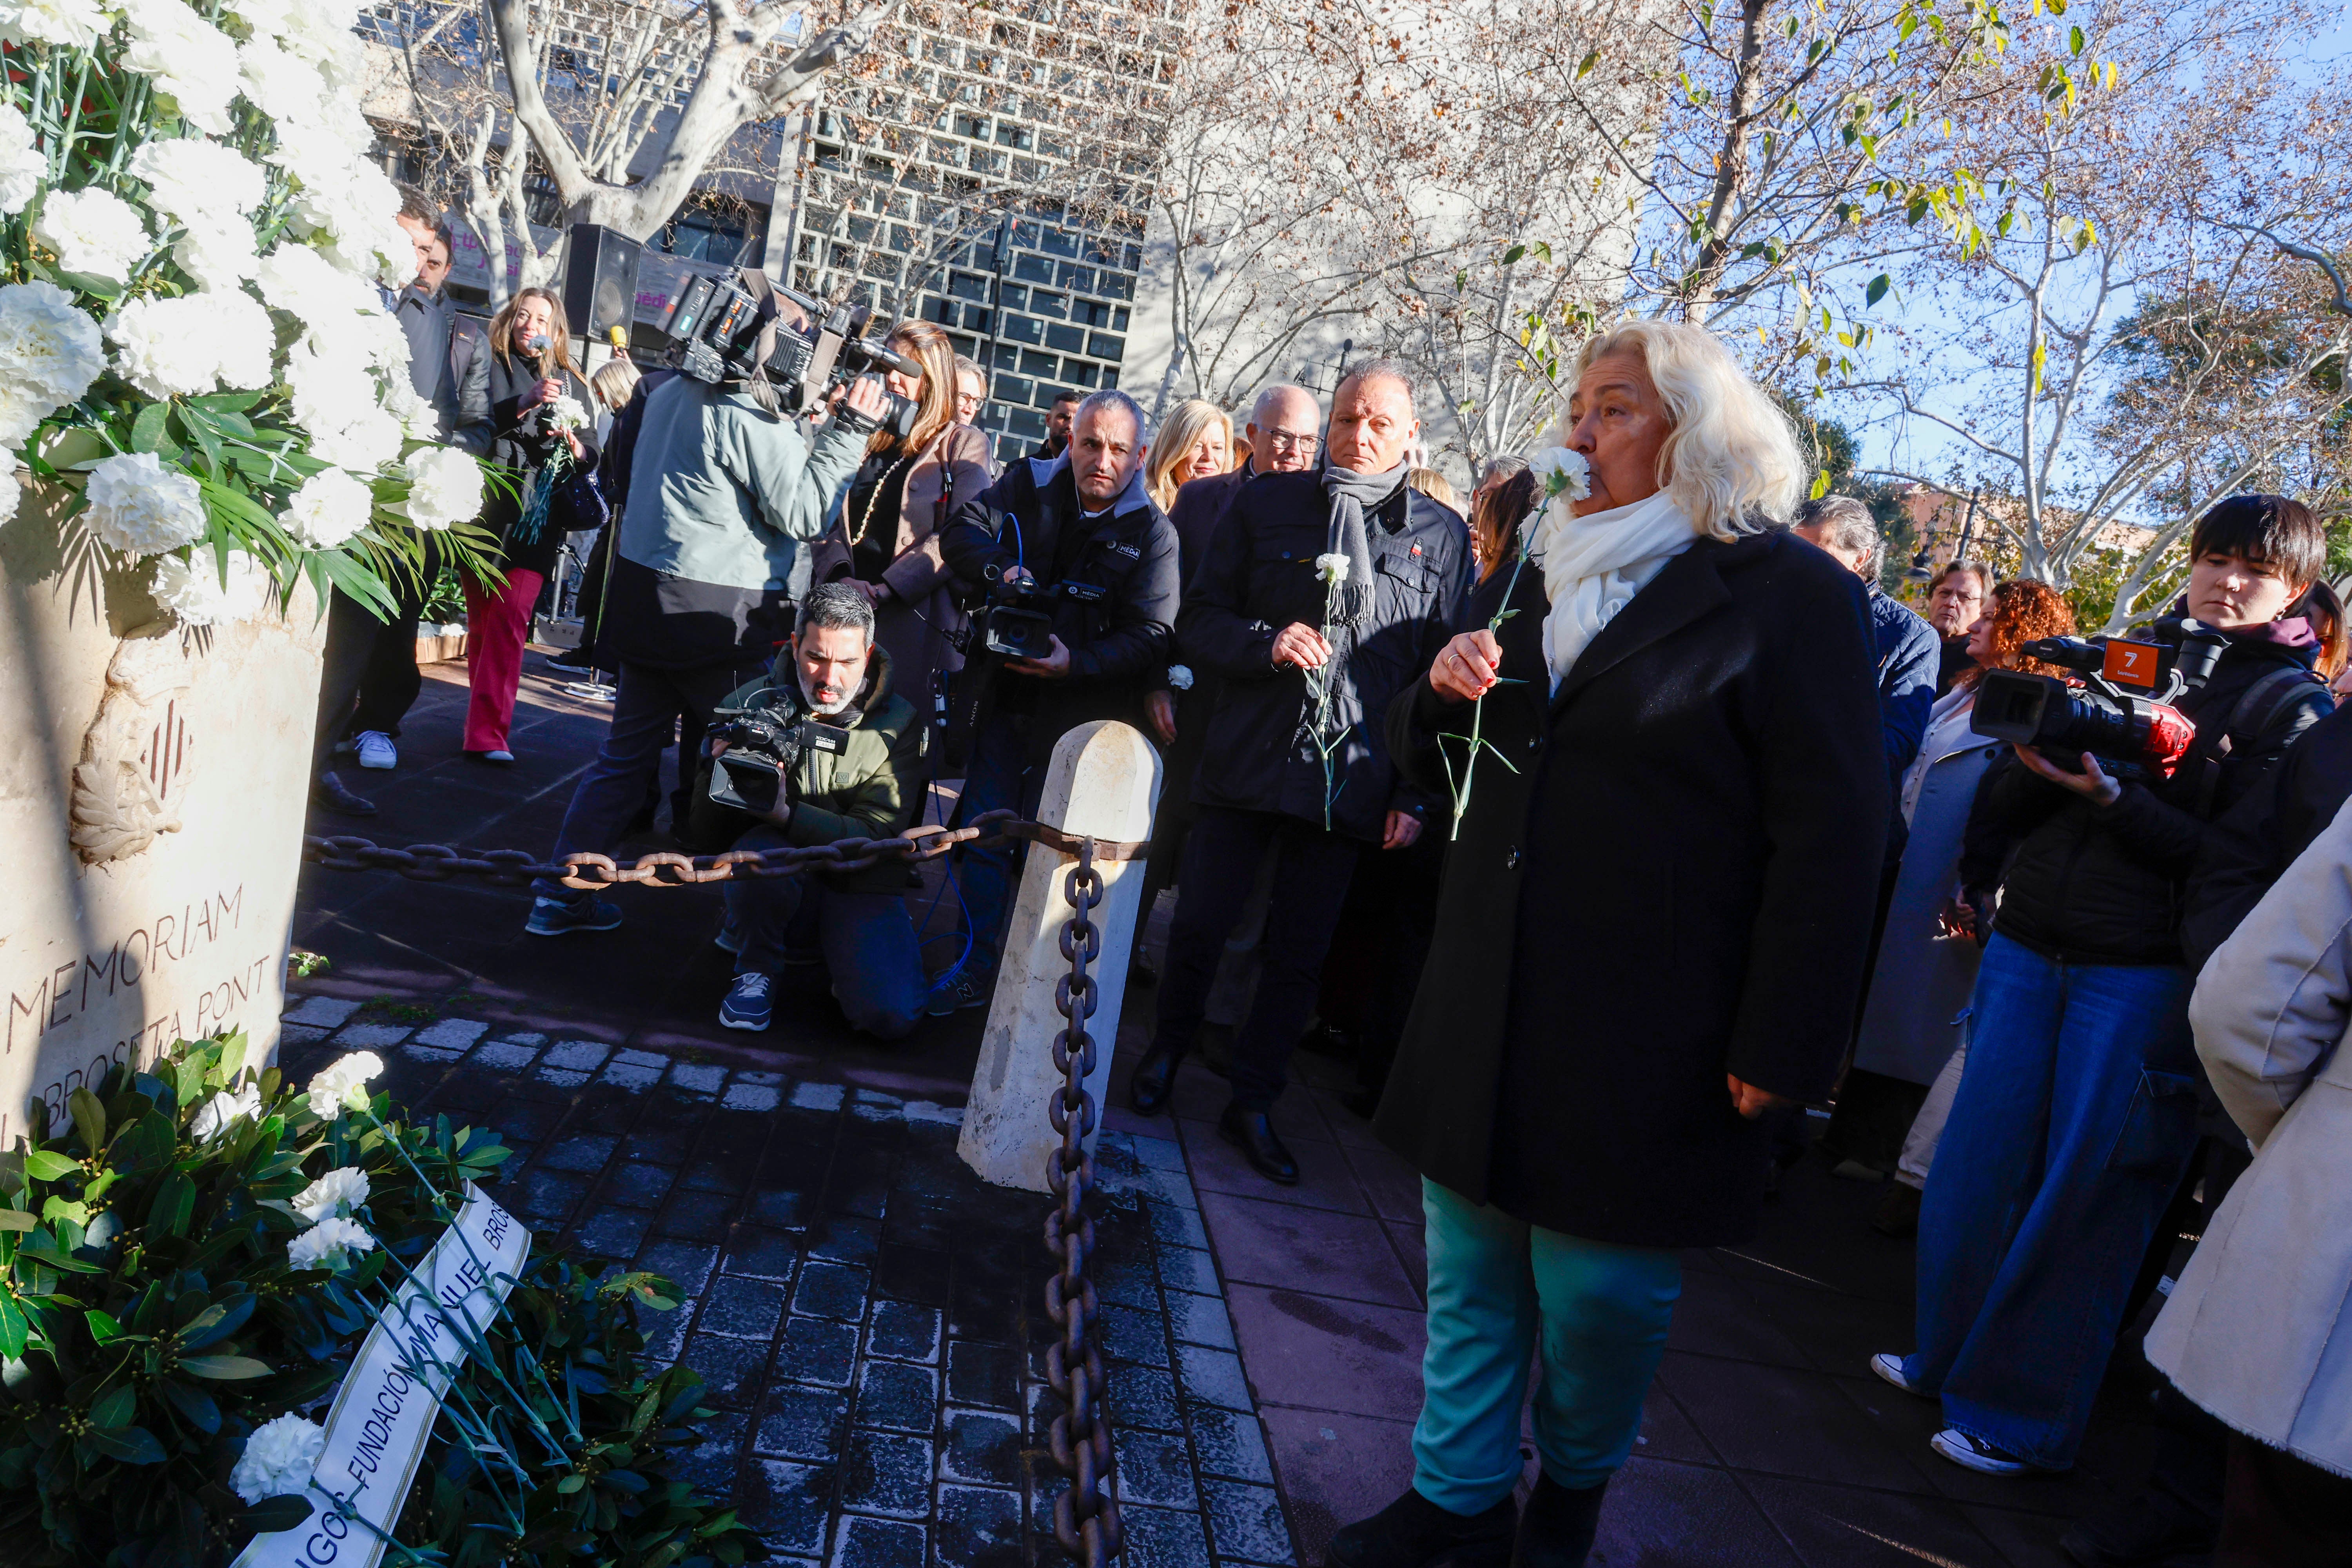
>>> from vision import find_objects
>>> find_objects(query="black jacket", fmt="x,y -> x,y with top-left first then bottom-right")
456,346 -> 602,579
1179,471 -> 1468,844
1964,626 -> 2333,967
2183,685 -> 2352,971
938,457 -> 1181,757
1375,530 -> 1887,1248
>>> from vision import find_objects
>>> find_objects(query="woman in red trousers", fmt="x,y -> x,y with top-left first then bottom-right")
452,287 -> 600,762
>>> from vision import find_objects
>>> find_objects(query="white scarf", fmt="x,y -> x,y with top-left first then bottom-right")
1530,489 -> 1700,691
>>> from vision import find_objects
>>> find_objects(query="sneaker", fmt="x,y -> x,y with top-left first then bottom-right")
524,896 -> 622,936
1931,1427 -> 2057,1476
1869,1352 -> 1931,1398
310,770 -> 376,817
543,648 -> 597,674
355,730 -> 397,770
925,966 -> 989,1017
482,749 -> 515,765
719,972 -> 774,1031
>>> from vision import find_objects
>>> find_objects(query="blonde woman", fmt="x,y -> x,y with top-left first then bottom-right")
1143,398 -> 1232,513
1335,320 -> 1887,1567
808,319 -> 994,771
1407,466 -> 1458,511
451,286 -> 599,762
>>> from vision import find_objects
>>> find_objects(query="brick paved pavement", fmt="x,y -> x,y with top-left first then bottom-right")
280,996 -> 1296,1568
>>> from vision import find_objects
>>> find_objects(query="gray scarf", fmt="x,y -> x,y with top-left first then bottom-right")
1320,462 -> 1404,627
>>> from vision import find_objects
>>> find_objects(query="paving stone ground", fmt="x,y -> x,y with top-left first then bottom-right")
279,1004 -> 1295,1568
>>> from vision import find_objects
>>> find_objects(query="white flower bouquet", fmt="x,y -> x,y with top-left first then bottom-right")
1,0 -> 504,626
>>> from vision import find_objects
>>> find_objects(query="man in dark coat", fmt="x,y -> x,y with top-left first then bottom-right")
1127,361 -> 1469,1185
935,388 -> 1181,1012
1140,383 -> 1328,924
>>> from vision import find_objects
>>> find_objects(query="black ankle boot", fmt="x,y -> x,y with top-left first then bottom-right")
1327,1487 -> 1516,1568
1219,1101 -> 1299,1185
1128,1045 -> 1184,1114
1512,1473 -> 1607,1568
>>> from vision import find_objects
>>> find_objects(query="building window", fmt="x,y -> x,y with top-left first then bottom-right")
657,206 -> 761,265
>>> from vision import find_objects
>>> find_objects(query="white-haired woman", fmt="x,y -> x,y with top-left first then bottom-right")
1333,321 -> 1889,1568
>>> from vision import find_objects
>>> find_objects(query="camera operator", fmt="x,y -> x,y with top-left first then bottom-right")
932,388 -> 1181,1013
697,584 -> 928,1040
523,273 -> 890,938
1873,494 -> 2335,1481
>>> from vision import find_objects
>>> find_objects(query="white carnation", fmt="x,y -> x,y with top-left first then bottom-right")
401,445 -> 482,530
0,104 -> 42,217
221,0 -> 294,41
256,241 -> 378,339
0,468 -> 19,528
285,1214 -> 372,1272
1314,552 -> 1352,585
0,281 -> 106,447
290,1165 -> 371,1225
189,1083 -> 263,1140
1530,446 -> 1592,502
0,0 -> 107,48
230,1412 -> 326,1505
32,186 -> 150,285
152,547 -> 272,626
85,452 -> 206,557
129,137 -> 267,229
303,1050 -> 383,1120
109,290 -> 272,399
170,218 -> 262,293
282,467 -> 372,548
1166,664 -> 1194,692
119,0 -> 243,135
307,406 -> 403,473
238,38 -> 330,130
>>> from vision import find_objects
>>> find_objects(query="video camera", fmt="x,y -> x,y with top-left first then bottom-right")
1971,618 -> 2228,780
977,563 -> 1057,661
661,272 -> 921,441
706,692 -> 809,817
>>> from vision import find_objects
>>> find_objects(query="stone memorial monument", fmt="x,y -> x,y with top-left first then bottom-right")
0,483 -> 323,1146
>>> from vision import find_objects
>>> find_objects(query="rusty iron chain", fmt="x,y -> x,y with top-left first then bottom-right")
1042,838 -> 1120,1563
299,811 -> 1147,889
304,806 -> 1136,1557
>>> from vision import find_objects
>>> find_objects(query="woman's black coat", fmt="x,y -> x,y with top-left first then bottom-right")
1377,528 -> 1889,1249
455,345 -> 601,579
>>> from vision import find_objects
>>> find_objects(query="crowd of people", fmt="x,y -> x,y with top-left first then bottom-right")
309,185 -> 2352,1568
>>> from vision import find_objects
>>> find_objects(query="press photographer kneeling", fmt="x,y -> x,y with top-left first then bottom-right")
684,583 -> 929,1040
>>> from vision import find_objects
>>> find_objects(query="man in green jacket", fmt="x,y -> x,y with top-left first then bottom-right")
705,584 -> 929,1039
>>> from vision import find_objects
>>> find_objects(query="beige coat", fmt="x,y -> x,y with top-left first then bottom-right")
809,422 -> 994,756
2145,791 -> 2352,1480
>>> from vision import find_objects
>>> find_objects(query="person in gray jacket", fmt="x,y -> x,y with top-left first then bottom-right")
524,311 -> 891,937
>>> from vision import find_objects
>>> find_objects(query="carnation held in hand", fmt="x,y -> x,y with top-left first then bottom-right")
0,280 -> 107,447
282,467 -> 372,549
402,445 -> 484,530
1314,552 -> 1352,585
85,452 -> 206,557
304,1050 -> 384,1120
230,1412 -> 327,1506
286,1214 -> 374,1272
31,185 -> 150,286
188,1082 -> 263,1140
545,394 -> 590,432
290,1165 -> 370,1225
1530,446 -> 1593,502
151,547 -> 271,626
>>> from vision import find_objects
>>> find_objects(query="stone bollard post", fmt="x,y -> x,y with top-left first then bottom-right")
958,720 -> 1160,1191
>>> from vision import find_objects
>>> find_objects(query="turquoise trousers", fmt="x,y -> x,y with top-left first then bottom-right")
1412,1179 -> 1682,1513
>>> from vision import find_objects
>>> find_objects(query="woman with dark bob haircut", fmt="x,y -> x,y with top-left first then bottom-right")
1332,320 -> 1889,1568
1873,494 -> 2337,1481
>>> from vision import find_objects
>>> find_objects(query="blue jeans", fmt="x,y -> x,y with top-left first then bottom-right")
1412,1180 -> 1681,1513
1904,934 -> 2198,1467
724,827 -> 925,1041
951,712 -> 1044,983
